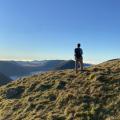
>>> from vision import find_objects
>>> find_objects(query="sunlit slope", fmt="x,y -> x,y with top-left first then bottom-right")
0,59 -> 120,120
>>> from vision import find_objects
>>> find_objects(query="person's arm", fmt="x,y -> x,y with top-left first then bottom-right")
81,48 -> 83,55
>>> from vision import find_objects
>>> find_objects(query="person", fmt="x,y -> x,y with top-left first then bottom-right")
74,43 -> 83,73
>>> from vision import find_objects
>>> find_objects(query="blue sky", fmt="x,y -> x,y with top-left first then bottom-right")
0,0 -> 120,63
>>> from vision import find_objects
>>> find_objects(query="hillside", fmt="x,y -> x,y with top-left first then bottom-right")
0,59 -> 120,119
0,73 -> 12,86
0,61 -> 30,77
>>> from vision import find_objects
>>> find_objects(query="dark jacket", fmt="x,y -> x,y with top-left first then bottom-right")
75,48 -> 83,59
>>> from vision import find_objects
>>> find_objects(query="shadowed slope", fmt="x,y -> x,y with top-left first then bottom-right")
0,61 -> 30,77
0,73 -> 12,86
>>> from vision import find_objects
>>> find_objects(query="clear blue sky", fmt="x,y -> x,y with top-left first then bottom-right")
0,0 -> 120,63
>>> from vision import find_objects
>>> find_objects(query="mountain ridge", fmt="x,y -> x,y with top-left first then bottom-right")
0,60 -> 92,78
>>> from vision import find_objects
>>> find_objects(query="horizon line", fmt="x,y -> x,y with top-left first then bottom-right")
0,58 -> 114,64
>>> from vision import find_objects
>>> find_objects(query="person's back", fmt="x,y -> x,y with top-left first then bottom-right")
75,47 -> 83,59
74,43 -> 83,73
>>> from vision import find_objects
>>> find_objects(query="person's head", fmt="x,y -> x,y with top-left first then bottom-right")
77,43 -> 81,48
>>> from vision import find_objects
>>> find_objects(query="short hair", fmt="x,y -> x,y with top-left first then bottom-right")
77,43 -> 80,47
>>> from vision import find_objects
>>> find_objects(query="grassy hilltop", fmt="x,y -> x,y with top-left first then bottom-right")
0,59 -> 120,120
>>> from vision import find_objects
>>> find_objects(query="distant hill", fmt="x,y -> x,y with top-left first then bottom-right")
31,60 -> 65,71
0,73 -> 12,86
17,60 -> 92,72
16,60 -> 66,71
0,59 -> 120,119
55,60 -> 92,70
16,60 -> 46,67
0,60 -> 92,78
0,61 -> 30,77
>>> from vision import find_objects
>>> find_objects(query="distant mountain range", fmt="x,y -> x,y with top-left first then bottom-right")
17,60 -> 66,71
0,61 -> 29,77
54,60 -> 92,70
0,60 -> 92,78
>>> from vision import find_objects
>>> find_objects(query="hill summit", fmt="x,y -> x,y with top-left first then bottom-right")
0,59 -> 120,120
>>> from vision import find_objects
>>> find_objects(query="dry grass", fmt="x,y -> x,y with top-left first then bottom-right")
0,60 -> 120,120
